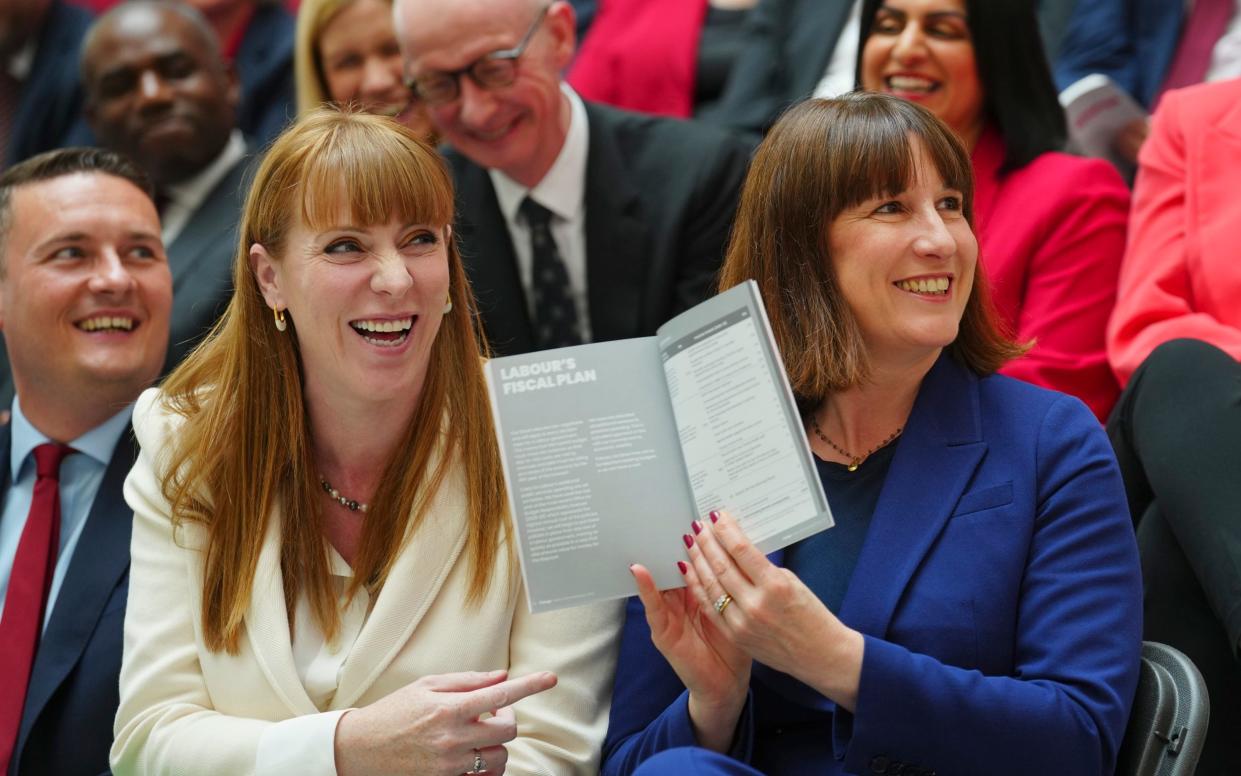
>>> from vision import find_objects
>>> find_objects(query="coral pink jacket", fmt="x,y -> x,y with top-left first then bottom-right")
1108,78 -> 1241,386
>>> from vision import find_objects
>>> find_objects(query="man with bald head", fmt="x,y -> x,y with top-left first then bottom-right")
79,0 -> 247,375
396,0 -> 752,356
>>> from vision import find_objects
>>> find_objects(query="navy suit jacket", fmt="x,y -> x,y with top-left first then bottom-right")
4,424 -> 137,776
7,0 -> 94,167
1053,0 -> 1183,109
235,3 -> 295,149
444,100 -> 752,356
603,355 -> 1143,776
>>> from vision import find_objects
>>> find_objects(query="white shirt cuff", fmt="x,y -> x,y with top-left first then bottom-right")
255,709 -> 351,776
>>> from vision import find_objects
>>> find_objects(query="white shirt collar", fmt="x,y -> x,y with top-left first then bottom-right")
161,130 -> 248,245
9,397 -> 133,481
489,83 -> 589,223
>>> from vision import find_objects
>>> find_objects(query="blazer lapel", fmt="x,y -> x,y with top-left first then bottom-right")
243,502 -> 319,716
837,355 -> 987,638
452,159 -> 535,356
21,432 -> 138,732
582,104 -> 649,342
334,452 -> 469,707
166,158 -> 249,288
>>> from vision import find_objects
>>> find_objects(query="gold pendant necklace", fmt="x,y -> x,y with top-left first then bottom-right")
808,415 -> 903,472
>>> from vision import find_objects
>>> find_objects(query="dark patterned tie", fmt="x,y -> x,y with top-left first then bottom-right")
520,197 -> 583,349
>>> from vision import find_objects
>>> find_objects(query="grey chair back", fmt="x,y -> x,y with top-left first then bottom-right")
1117,641 -> 1210,776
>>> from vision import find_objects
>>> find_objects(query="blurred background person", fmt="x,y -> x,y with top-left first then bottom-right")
293,0 -> 435,141
0,0 -> 93,170
602,93 -> 1141,776
1106,76 -> 1241,774
111,108 -> 622,775
699,0 -> 1078,136
0,148 -> 170,776
567,0 -> 759,119
858,0 -> 1129,422
183,0 -> 294,147
1054,0 -> 1241,167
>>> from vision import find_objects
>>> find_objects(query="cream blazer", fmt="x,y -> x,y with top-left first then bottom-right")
111,388 -> 623,775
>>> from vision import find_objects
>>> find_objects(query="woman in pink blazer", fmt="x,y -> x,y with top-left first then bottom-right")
1105,77 -> 1241,774
858,0 -> 1129,422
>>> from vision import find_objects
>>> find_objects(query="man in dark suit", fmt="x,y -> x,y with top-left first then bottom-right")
395,0 -> 752,356
0,0 -> 94,169
80,0 -> 249,375
0,147 -> 171,776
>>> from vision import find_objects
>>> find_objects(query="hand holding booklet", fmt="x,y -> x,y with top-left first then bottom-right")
485,281 -> 833,613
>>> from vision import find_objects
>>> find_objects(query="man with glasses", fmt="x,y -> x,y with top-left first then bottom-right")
395,0 -> 753,356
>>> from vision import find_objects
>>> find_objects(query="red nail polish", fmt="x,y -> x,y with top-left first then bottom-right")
692,521 -> 702,535
709,511 -> 720,524
682,533 -> 694,549
677,561 -> 688,574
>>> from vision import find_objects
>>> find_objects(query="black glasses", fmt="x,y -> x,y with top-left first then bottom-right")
407,4 -> 550,105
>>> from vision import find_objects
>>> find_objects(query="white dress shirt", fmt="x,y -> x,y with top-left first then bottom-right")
160,130 -> 247,246
489,84 -> 593,341
0,399 -> 131,628
812,0 -> 863,99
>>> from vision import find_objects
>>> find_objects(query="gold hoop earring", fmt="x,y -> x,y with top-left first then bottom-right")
273,307 -> 287,332
442,294 -> 453,315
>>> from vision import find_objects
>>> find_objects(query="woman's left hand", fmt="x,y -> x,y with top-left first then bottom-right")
684,511 -> 866,712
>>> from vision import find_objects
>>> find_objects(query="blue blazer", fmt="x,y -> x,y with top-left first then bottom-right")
1053,0 -> 1183,109
4,425 -> 136,776
7,0 -> 94,167
602,354 -> 1143,776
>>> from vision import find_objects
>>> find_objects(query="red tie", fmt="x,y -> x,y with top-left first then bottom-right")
0,443 -> 74,772
1160,0 -> 1235,96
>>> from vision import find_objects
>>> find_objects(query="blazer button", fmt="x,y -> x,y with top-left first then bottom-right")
869,756 -> 890,773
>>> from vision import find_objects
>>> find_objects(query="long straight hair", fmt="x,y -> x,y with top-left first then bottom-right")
719,94 -> 1025,410
158,108 -> 509,653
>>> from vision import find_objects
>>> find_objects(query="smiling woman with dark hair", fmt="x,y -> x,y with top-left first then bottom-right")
857,0 -> 1130,423
600,92 -> 1142,776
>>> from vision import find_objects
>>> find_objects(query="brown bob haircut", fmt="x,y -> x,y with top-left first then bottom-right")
719,92 -> 1024,411
158,107 -> 507,654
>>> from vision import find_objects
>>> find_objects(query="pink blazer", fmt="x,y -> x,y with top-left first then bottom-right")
1107,78 -> 1241,386
974,129 -> 1128,422
567,0 -> 705,118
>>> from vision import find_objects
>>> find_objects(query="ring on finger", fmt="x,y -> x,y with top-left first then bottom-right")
713,592 -> 733,615
470,749 -> 486,774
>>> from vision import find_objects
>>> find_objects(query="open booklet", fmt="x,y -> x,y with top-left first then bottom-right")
485,281 -> 833,613
1060,73 -> 1147,179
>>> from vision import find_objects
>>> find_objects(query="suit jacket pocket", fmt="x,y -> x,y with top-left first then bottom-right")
952,482 -> 1014,518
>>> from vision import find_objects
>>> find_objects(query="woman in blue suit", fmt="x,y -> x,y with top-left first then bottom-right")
601,93 -> 1143,776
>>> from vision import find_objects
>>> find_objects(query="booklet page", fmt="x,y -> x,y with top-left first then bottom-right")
658,282 -> 831,553
487,339 -> 696,612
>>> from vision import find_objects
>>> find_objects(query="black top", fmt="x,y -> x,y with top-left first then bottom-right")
783,441 -> 897,613
693,6 -> 752,114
